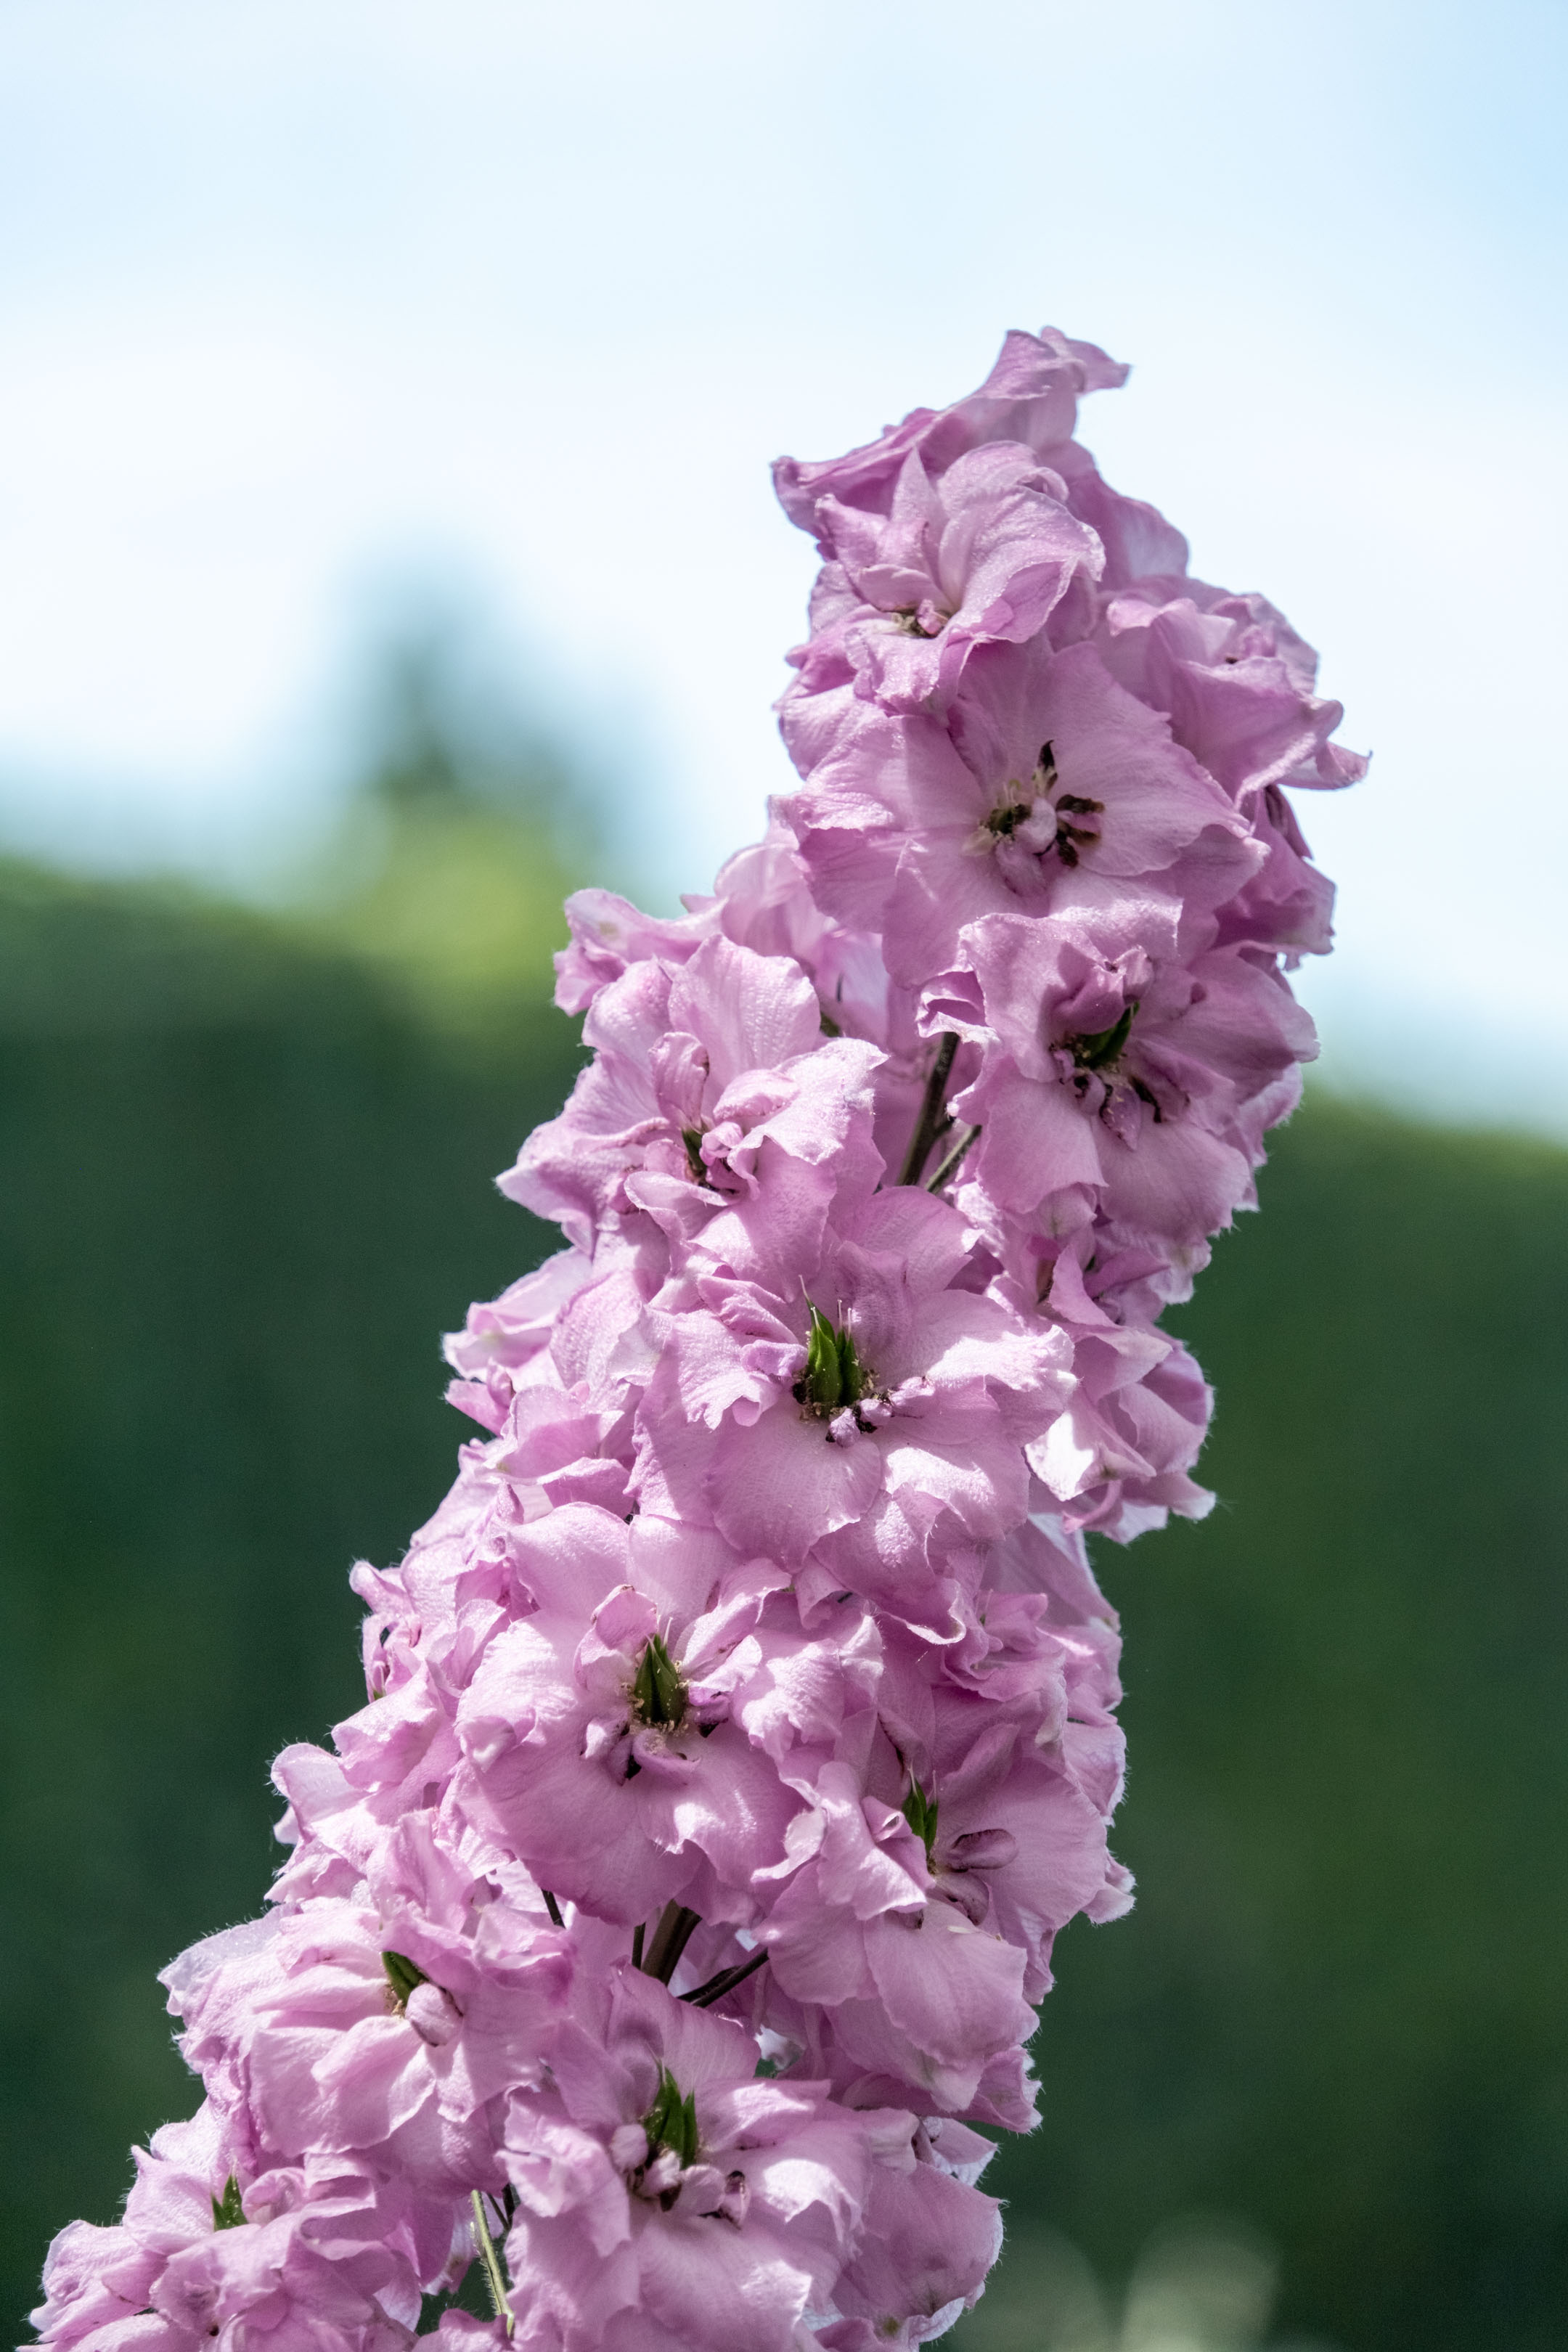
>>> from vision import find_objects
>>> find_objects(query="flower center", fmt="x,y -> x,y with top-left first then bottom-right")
681,1125 -> 709,1183
1065,1000 -> 1136,1074
631,1632 -> 687,1731
381,1948 -> 429,2010
979,746 -> 1103,873
795,1303 -> 871,1416
642,2064 -> 701,2176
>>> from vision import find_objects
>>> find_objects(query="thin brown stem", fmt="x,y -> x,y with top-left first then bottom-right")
682,1946 -> 769,2009
642,1900 -> 701,1985
897,1034 -> 959,1185
926,1123 -> 980,1193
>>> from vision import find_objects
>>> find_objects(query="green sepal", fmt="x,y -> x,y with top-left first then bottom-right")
632,1631 -> 686,1728
902,1779 -> 939,1863
211,2175 -> 245,2231
381,1948 -> 429,2008
642,2065 -> 700,2169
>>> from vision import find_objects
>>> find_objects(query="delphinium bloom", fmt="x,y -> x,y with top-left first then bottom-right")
29,328 -> 1358,2351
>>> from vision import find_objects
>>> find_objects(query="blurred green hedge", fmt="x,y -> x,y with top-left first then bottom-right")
0,858 -> 581,2344
2,856 -> 1565,2352
968,1098 -> 1568,2352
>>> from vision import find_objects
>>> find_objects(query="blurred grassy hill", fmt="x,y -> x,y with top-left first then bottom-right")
1,701 -> 1565,2348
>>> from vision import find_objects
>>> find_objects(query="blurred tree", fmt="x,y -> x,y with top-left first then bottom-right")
297,608 -> 599,1026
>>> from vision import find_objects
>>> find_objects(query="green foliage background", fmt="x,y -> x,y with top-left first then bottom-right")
1,801 -> 1564,2350
963,1104 -> 1568,2352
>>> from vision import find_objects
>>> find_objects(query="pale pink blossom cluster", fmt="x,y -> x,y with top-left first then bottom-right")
30,330 -> 1358,2352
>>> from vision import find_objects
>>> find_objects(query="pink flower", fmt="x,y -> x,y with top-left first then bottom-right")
456,1505 -> 859,1925
637,1182 -> 1067,1594
168,1892 -> 571,2197
781,637 -> 1259,983
1096,576 -> 1367,800
751,1758 -> 1036,2118
551,889 -> 716,1018
501,1964 -> 940,2352
931,904 -> 1318,1251
825,2126 -> 1002,2344
785,442 -> 1102,717
28,322 -> 1357,2352
773,325 -> 1128,536
30,2107 -> 433,2352
505,936 -> 881,1254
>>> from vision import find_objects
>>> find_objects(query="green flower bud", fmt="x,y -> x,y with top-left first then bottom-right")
902,1779 -> 939,1864
1068,1000 -> 1136,1072
642,2065 -> 700,2169
381,1948 -> 429,2009
798,1303 -> 870,1415
632,1631 -> 687,1729
211,2176 -> 245,2232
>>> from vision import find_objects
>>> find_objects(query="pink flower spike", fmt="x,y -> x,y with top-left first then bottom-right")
28,324 -> 1356,2352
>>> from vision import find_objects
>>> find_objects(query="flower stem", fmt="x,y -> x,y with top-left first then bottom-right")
470,2189 -> 514,2336
897,1034 -> 958,1185
642,1901 -> 702,1984
926,1123 -> 980,1193
682,1947 -> 769,2009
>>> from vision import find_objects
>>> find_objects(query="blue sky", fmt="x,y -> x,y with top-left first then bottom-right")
0,0 -> 1564,1125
